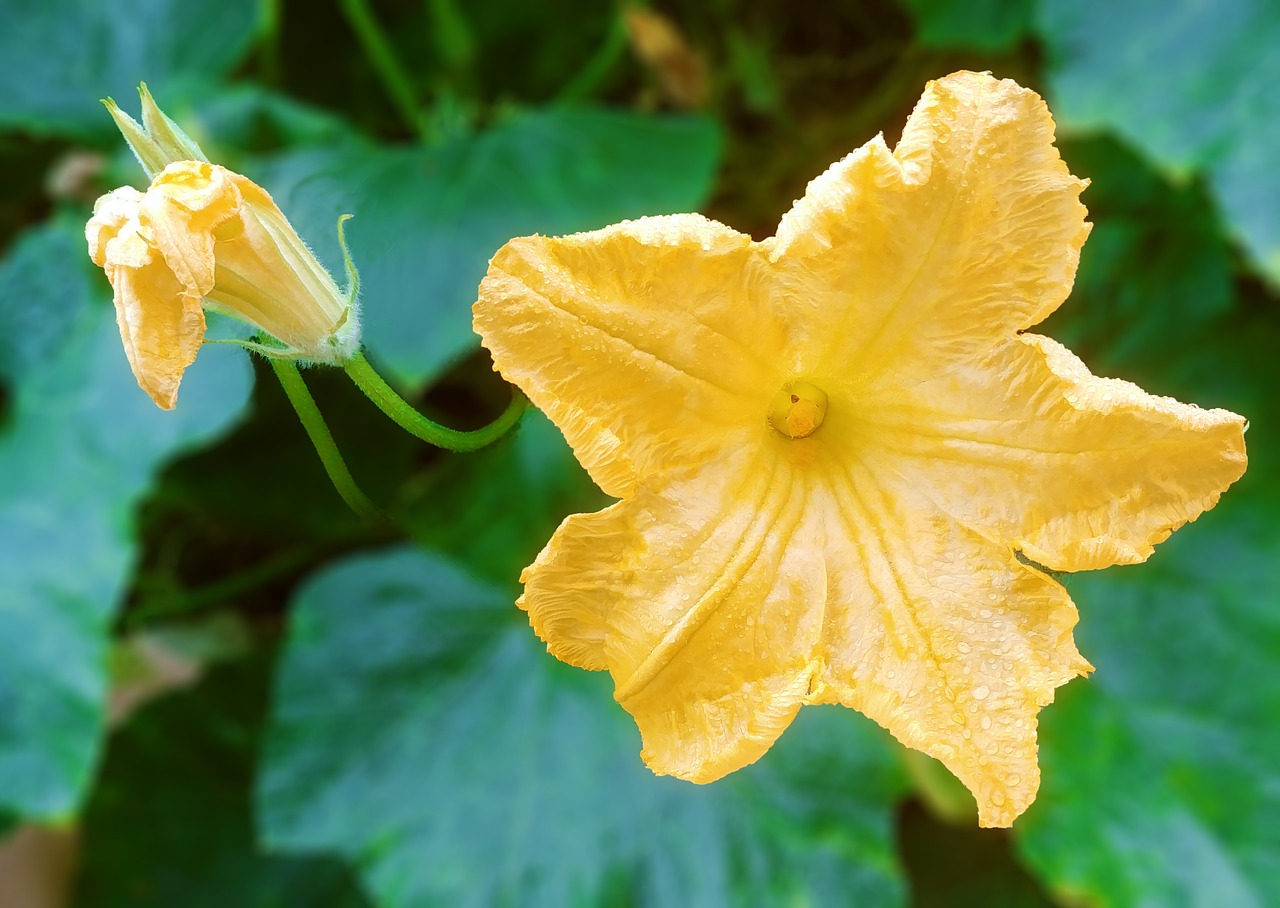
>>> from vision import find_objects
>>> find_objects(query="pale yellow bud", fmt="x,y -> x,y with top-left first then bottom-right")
87,160 -> 359,409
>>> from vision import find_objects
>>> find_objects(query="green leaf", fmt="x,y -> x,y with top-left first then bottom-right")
1040,136 -> 1235,376
259,548 -> 909,908
0,0 -> 260,137
251,109 -> 722,387
75,653 -> 371,907
1037,0 -> 1280,285
398,408 -> 610,586
0,217 -> 252,819
900,0 -> 1035,51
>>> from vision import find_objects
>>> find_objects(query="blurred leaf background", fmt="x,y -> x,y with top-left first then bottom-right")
0,0 -> 1275,905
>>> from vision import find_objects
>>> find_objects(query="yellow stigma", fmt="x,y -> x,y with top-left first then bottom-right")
768,381 -> 828,439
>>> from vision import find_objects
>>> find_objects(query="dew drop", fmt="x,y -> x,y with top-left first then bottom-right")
957,641 -> 971,654
1006,773 -> 1021,786
980,715 -> 992,730
973,685 -> 990,701
991,791 -> 1006,807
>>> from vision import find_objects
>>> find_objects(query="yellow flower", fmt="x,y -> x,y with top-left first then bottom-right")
86,89 -> 358,409
473,71 -> 1248,827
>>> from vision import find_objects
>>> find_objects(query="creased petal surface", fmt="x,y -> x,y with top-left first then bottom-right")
864,334 -> 1248,571
87,185 -> 205,409
473,69 -> 1248,829
475,215 -> 781,498
520,442 -> 826,782
766,71 -> 1089,384
810,445 -> 1092,827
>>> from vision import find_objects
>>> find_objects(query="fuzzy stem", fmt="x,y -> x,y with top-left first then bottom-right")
270,359 -> 377,519
342,351 -> 526,452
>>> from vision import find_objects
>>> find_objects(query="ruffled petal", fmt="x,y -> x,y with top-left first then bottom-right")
765,71 -> 1089,384
475,215 -> 781,498
864,334 -> 1248,572
811,452 -> 1092,827
139,161 -> 241,301
520,443 -> 826,781
87,186 -> 205,409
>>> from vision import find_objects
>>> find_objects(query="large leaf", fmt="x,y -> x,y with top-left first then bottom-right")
397,407 -> 611,586
1037,0 -> 1280,285
0,218 -> 251,818
252,109 -> 721,387
75,653 -> 371,907
259,547 -> 909,908
0,0 -> 259,137
1041,136 -> 1235,377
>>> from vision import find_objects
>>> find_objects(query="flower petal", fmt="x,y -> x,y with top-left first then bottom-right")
812,454 -> 1092,827
206,171 -> 356,358
87,187 -> 205,409
864,333 -> 1248,572
765,71 -> 1089,383
520,444 -> 826,781
475,215 -> 781,498
139,161 -> 241,302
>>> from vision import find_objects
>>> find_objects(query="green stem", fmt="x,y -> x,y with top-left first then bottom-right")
257,0 -> 282,86
343,351 -> 526,452
270,359 -> 377,519
556,8 -> 630,104
124,546 -> 316,630
340,0 -> 432,140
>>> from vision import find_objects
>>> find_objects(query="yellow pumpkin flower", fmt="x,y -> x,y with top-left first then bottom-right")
86,90 -> 358,409
473,71 -> 1248,827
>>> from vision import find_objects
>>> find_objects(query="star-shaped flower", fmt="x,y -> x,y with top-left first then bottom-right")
472,71 -> 1247,826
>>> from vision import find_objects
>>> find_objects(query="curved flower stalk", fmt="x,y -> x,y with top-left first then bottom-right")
86,88 -> 358,409
473,71 -> 1248,826
83,86 -> 523,513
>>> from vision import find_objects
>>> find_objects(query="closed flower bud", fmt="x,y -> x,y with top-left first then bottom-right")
87,96 -> 359,409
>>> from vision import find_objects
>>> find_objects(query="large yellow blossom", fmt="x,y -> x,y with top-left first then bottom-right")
472,71 -> 1247,826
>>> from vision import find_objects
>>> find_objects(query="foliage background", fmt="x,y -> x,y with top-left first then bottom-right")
0,0 -> 1276,905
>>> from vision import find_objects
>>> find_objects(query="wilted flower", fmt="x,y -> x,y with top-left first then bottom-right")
473,72 -> 1247,826
86,88 -> 358,409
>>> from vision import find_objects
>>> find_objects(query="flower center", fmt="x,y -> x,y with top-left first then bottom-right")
768,381 -> 828,439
